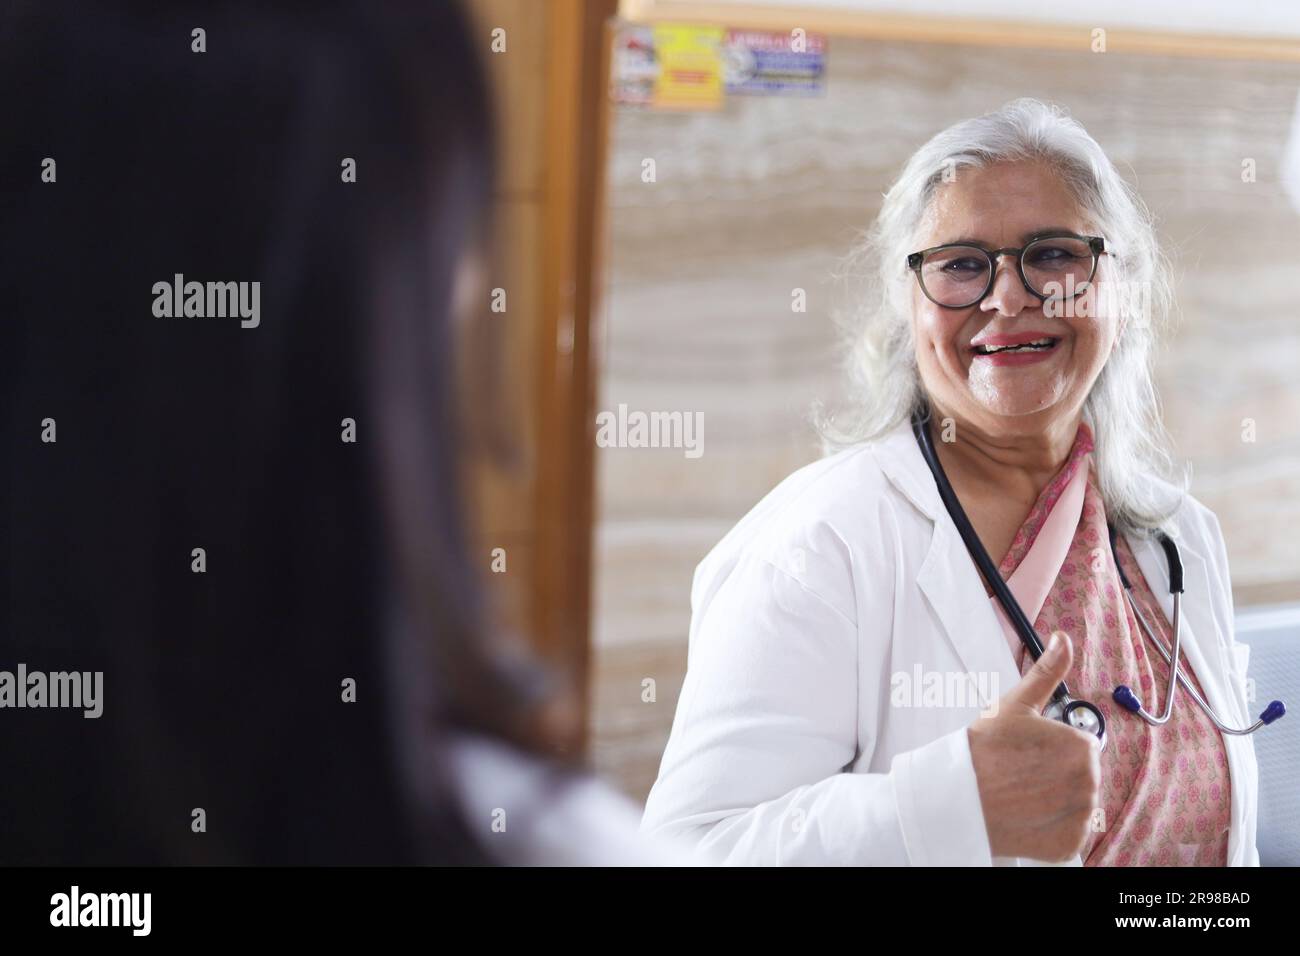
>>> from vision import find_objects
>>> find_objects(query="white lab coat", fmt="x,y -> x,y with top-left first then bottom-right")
641,419 -> 1260,866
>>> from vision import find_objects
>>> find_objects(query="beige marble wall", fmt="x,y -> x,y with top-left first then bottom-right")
591,36 -> 1300,800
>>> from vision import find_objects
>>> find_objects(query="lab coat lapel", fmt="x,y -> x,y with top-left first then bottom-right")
872,425 -> 1022,713
915,522 -> 1024,712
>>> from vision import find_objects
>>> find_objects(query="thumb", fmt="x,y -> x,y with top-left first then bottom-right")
1004,630 -> 1074,715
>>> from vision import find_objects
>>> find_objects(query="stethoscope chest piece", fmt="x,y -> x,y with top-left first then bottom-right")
1044,695 -> 1107,750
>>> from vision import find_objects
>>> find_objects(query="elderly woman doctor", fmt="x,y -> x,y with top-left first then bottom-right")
641,99 -> 1279,866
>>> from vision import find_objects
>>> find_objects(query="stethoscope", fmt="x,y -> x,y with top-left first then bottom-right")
911,405 -> 1285,750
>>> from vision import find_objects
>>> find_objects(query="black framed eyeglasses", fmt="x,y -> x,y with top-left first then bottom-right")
906,233 -> 1106,309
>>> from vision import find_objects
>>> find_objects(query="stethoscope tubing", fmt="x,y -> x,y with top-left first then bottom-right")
1106,481 -> 1283,733
910,403 -> 1283,741
1117,589 -> 1182,726
911,407 -> 1076,708
1122,586 -> 1275,735
912,409 -> 1045,658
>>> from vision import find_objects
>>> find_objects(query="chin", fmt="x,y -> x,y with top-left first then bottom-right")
967,382 -> 1069,421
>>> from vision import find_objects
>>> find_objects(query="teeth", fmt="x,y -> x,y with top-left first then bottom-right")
975,337 -> 1055,354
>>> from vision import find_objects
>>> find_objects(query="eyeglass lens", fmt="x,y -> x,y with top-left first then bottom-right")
919,236 -> 1095,307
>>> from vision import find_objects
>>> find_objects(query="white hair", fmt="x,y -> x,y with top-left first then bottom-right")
821,97 -> 1187,536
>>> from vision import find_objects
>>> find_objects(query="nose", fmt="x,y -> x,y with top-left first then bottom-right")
980,253 -> 1035,317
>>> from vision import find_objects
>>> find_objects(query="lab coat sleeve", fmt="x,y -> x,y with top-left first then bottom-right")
641,549 -> 992,866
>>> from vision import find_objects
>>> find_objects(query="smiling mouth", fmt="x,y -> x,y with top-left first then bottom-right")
971,336 -> 1059,355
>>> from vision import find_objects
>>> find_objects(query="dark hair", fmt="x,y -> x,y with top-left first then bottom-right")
1,1 -> 565,864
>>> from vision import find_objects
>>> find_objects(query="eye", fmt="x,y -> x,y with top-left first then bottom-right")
1025,243 -> 1086,267
941,256 -> 986,275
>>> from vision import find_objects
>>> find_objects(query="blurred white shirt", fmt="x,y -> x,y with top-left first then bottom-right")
449,733 -> 707,866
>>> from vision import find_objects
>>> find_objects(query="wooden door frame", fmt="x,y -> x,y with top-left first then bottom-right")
535,0 -> 620,755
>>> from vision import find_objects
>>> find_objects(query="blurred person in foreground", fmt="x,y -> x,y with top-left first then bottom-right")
1,0 -> 693,865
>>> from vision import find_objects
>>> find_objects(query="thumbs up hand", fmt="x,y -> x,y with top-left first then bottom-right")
967,632 -> 1102,862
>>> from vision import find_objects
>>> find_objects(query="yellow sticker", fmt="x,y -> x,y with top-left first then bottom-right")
652,23 -> 724,111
